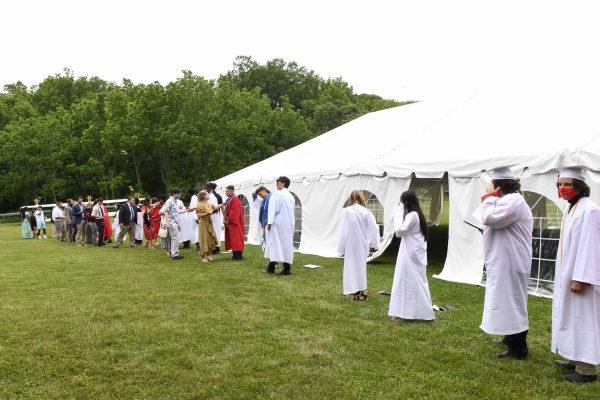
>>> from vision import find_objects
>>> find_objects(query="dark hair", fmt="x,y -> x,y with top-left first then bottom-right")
573,179 -> 591,197
151,197 -> 158,203
276,176 -> 291,188
157,194 -> 167,202
255,186 -> 270,195
95,198 -> 103,203
143,198 -> 150,206
226,185 -> 235,191
492,179 -> 521,194
188,188 -> 198,196
206,182 -> 217,190
171,188 -> 181,195
134,198 -> 140,205
400,191 -> 428,241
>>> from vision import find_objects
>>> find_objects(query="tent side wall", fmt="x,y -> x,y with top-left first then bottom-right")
222,175 -> 411,259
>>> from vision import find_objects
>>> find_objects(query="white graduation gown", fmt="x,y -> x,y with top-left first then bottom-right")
112,212 -> 121,239
252,195 -> 264,244
208,192 -> 224,242
552,197 -> 600,365
176,199 -> 192,243
388,206 -> 435,320
338,204 -> 380,295
476,193 -> 533,335
188,195 -> 199,244
266,188 -> 295,264
135,208 -> 144,241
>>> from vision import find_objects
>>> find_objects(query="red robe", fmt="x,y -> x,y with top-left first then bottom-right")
149,204 -> 162,240
224,195 -> 245,251
102,204 -> 112,239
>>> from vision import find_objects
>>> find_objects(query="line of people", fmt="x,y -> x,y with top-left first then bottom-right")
337,167 -> 599,383
18,169 -> 599,383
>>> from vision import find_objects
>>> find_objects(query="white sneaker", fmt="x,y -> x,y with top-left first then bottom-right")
43,235 -> 47,239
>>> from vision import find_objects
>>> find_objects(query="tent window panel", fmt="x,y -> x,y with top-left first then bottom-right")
415,188 -> 432,222
408,178 -> 444,226
524,191 -> 563,295
364,190 -> 384,237
290,192 -> 302,249
237,194 -> 250,241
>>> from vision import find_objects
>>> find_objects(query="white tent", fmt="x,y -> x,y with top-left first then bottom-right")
215,83 -> 600,295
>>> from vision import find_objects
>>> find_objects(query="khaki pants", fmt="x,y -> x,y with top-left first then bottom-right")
53,220 -> 66,241
76,221 -> 86,244
114,222 -> 136,247
65,219 -> 73,241
169,223 -> 180,257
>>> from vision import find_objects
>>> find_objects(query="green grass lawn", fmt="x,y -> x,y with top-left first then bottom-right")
0,223 -> 597,400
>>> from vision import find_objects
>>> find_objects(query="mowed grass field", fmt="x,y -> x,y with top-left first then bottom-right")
0,223 -> 597,400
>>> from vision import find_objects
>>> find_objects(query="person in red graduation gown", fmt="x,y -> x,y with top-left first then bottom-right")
102,203 -> 112,242
223,185 -> 245,260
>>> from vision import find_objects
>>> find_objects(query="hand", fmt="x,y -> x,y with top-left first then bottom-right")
267,224 -> 272,231
570,281 -> 586,294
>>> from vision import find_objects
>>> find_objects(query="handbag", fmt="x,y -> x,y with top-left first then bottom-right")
158,223 -> 168,238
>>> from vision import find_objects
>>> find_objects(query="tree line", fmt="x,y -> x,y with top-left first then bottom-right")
0,56 -> 409,212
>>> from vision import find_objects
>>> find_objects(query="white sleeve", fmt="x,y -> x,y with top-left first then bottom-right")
479,196 -> 522,229
337,209 -> 348,255
572,207 -> 600,286
395,208 -> 417,237
367,212 -> 380,250
267,193 -> 277,225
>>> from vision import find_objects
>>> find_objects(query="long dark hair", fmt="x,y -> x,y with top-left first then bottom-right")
400,191 -> 428,241
573,179 -> 591,197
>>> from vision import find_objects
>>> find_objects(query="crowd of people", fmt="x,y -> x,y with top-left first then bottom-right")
17,169 -> 600,383
17,179 -> 296,273
18,182 -> 243,261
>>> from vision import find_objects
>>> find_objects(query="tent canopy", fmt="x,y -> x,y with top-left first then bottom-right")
217,84 -> 600,187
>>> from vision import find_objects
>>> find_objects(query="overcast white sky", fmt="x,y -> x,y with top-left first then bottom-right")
1,0 -> 599,101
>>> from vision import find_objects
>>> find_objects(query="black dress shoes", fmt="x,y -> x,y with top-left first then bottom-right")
562,372 -> 598,383
554,360 -> 576,370
171,255 -> 184,260
496,351 -> 527,360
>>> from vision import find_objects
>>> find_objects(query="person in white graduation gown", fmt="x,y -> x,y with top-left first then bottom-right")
338,190 -> 380,300
112,204 -> 121,240
176,197 -> 192,246
206,183 -> 224,247
475,167 -> 533,359
265,176 -> 295,275
187,188 -> 200,250
134,199 -> 144,245
389,191 -> 435,321
552,168 -> 600,383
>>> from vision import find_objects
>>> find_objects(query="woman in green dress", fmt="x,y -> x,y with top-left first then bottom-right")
21,208 -> 34,239
196,190 -> 224,262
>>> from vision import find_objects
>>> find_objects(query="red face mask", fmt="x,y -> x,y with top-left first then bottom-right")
558,186 -> 577,201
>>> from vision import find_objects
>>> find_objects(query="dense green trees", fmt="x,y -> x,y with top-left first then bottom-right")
0,58 -> 408,212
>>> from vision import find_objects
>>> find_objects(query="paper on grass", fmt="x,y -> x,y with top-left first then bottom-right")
303,264 -> 323,269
